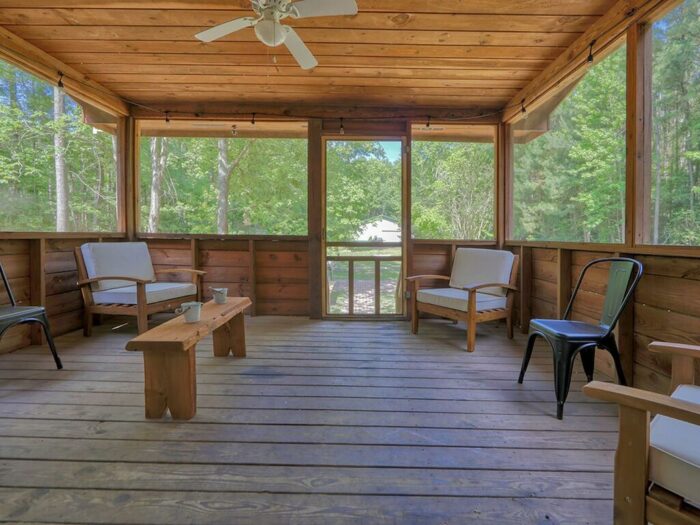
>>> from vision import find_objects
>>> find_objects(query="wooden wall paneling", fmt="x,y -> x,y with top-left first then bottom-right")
307,119 -> 323,319
255,240 -> 309,316
556,248 -> 572,318
0,240 -> 32,353
196,239 -> 251,306
44,238 -> 91,337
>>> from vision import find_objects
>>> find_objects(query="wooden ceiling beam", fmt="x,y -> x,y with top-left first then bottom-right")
130,103 -> 502,122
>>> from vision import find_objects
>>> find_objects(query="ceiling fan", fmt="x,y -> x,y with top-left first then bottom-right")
195,0 -> 359,70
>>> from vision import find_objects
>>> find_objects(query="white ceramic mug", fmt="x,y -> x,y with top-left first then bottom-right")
210,287 -> 228,305
175,301 -> 203,323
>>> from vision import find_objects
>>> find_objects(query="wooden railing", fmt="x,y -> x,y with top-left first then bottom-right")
325,242 -> 403,317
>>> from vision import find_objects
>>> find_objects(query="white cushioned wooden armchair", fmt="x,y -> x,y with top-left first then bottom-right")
406,248 -> 519,352
75,242 -> 205,335
584,342 -> 700,525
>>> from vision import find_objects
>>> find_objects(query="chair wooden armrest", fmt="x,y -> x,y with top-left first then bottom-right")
649,342 -> 700,359
649,342 -> 700,392
405,275 -> 450,282
154,268 -> 206,276
77,276 -> 151,287
461,282 -> 518,293
583,381 -> 700,426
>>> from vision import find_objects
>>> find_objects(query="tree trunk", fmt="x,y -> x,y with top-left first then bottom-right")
53,86 -> 68,232
217,139 -> 230,235
148,137 -> 168,233
216,139 -> 253,235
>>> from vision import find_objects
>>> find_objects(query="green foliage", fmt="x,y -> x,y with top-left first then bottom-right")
650,0 -> 700,245
139,137 -> 308,235
0,60 -> 117,232
512,45 -> 627,243
325,141 -> 401,241
411,141 -> 495,240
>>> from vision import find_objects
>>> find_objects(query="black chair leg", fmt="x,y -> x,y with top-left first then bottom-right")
37,314 -> 62,370
554,344 -> 576,420
518,332 -> 538,384
602,339 -> 626,386
580,346 -> 596,382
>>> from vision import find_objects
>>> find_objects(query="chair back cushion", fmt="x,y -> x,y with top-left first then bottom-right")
449,248 -> 515,297
80,242 -> 155,291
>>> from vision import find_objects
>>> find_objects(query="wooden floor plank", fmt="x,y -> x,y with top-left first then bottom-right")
0,316 -> 615,524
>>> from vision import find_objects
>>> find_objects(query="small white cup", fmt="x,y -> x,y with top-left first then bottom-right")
210,287 -> 228,305
175,301 -> 203,323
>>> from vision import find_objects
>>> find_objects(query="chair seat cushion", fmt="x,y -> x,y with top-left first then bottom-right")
449,248 -> 515,297
529,319 -> 607,341
92,282 -> 197,305
417,288 -> 506,313
81,242 -> 155,291
649,384 -> 700,508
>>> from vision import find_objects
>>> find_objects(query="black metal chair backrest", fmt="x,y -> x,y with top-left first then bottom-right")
0,262 -> 17,306
563,257 -> 643,337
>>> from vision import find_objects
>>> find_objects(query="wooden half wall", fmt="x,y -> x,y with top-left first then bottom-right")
2,235 -> 699,396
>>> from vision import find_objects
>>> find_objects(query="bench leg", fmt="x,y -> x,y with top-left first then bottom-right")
213,312 -> 246,358
143,346 -> 197,420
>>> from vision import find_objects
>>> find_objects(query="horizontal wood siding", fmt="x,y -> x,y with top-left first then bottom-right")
45,238 -> 96,338
504,244 -> 700,393
0,240 -> 31,353
255,240 -> 309,316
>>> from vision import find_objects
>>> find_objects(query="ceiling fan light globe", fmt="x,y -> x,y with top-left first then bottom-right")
254,20 -> 287,47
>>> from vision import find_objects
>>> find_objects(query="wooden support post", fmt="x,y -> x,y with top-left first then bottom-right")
614,252 -> 635,386
308,119 -> 323,319
143,347 -> 197,420
190,238 -> 200,301
614,406 -> 649,525
496,122 -> 507,249
557,248 -> 571,319
626,23 -> 652,246
519,246 -> 532,333
119,116 -> 139,240
212,312 -> 246,358
29,239 -> 46,344
403,130 -> 412,319
248,239 -> 256,316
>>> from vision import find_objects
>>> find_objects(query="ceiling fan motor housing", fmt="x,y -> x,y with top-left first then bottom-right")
253,0 -> 294,47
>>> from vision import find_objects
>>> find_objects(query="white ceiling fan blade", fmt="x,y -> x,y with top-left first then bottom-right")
283,27 -> 318,70
195,17 -> 257,42
290,0 -> 358,19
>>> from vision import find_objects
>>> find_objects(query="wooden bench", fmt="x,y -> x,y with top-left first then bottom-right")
126,297 -> 252,420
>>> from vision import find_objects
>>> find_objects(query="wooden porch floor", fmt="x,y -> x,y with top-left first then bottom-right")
0,317 -> 616,524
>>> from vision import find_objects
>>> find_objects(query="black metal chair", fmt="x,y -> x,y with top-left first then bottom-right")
518,257 -> 643,419
0,262 -> 62,369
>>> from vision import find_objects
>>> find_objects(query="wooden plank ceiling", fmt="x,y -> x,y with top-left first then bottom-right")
0,0 -> 619,117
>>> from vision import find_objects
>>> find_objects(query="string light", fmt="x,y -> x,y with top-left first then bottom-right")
251,113 -> 256,126
587,39 -> 597,67
164,111 -> 171,124
426,116 -> 431,128
231,124 -> 238,137
339,118 -> 345,135
521,99 -> 528,120
56,71 -> 64,90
